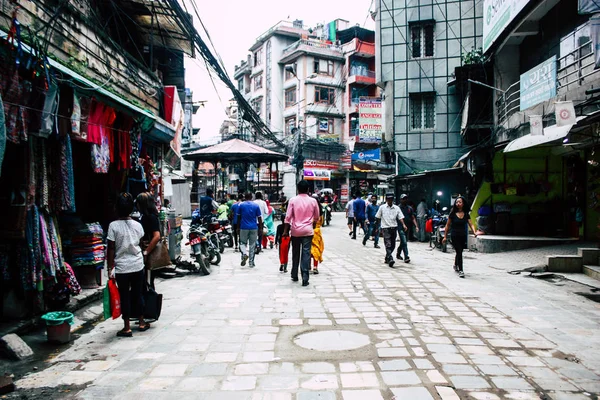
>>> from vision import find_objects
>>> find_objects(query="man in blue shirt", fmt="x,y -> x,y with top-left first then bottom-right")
363,194 -> 381,248
230,193 -> 244,252
199,188 -> 218,218
237,192 -> 263,268
352,193 -> 366,240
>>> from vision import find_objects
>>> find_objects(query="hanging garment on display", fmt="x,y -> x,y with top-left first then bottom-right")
91,134 -> 110,173
2,68 -> 28,143
0,92 -> 5,176
35,139 -> 50,210
71,91 -> 81,138
130,124 -> 141,167
56,134 -> 76,212
77,95 -> 90,141
38,81 -> 58,138
87,100 -> 104,145
24,205 -> 42,291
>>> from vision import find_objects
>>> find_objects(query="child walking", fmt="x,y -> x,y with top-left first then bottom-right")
106,193 -> 150,337
275,221 -> 289,273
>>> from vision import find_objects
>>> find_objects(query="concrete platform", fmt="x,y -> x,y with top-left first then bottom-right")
471,235 -> 579,253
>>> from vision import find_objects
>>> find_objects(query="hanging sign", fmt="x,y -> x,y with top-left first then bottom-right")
358,98 -> 382,143
352,149 -> 381,161
483,0 -> 531,52
303,169 -> 331,181
519,56 -> 557,111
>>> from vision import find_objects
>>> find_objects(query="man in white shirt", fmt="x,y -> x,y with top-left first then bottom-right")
375,193 -> 407,268
345,195 -> 356,236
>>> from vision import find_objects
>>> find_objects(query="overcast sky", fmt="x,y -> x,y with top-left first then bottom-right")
184,0 -> 375,145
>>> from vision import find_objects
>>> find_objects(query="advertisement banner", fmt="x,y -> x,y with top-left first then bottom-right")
341,184 -> 349,202
352,149 -> 381,161
341,150 -> 352,170
358,98 -> 382,143
304,159 -> 340,170
303,169 -> 331,181
519,55 -> 557,111
483,0 -> 531,53
579,0 -> 600,14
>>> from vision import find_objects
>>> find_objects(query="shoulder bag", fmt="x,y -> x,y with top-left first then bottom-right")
147,237 -> 171,270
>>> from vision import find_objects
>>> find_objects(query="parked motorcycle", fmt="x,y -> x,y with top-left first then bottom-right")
190,211 -> 222,265
217,219 -> 234,249
429,207 -> 450,252
185,225 -> 211,275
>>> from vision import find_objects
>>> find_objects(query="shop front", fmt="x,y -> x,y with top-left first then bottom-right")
0,47 -> 175,321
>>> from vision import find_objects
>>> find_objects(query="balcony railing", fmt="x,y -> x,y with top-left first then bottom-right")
350,70 -> 376,79
281,39 -> 343,59
498,39 -> 600,124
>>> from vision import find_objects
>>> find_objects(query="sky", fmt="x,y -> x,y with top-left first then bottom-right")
184,0 -> 375,145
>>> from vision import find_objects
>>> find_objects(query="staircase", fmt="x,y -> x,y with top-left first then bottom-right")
546,248 -> 600,281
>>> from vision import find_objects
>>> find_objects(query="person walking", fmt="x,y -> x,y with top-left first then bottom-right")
230,193 -> 243,252
283,180 -> 320,286
376,194 -> 407,268
352,193 -> 366,240
254,191 -> 268,254
396,194 -> 418,263
135,192 -> 161,289
237,192 -> 263,268
345,195 -> 356,236
363,194 -> 381,248
106,193 -> 149,337
416,198 -> 428,242
443,196 -> 477,278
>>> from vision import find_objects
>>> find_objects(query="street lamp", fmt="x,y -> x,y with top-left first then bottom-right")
285,64 -> 303,182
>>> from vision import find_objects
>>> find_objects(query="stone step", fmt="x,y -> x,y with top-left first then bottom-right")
546,255 -> 583,273
577,248 -> 600,265
583,265 -> 600,281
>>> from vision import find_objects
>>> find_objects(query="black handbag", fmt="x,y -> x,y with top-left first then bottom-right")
131,283 -> 163,322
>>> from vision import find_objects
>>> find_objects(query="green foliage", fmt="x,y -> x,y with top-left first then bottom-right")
461,48 -> 487,66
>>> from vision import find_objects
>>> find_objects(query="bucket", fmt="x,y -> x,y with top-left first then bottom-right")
41,311 -> 74,344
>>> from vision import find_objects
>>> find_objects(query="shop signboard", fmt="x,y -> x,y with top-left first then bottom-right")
483,0 -> 531,53
341,150 -> 352,169
519,55 -> 557,111
303,169 -> 331,181
358,98 -> 382,143
341,184 -> 349,202
303,159 -> 340,170
352,148 -> 381,161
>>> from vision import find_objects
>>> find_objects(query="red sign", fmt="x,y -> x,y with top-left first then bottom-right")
303,159 -> 340,170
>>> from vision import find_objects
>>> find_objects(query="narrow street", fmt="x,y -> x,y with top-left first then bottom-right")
14,214 -> 600,400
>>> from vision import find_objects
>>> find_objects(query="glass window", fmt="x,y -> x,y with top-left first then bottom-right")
252,97 -> 262,116
254,48 -> 263,67
314,86 -> 336,105
253,74 -> 263,90
285,87 -> 296,108
410,93 -> 436,130
285,116 -> 296,135
559,22 -> 591,69
410,23 -> 435,58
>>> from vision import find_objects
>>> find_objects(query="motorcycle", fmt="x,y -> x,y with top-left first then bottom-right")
322,203 -> 332,226
217,219 -> 235,249
185,225 -> 211,275
429,207 -> 450,252
191,211 -> 222,265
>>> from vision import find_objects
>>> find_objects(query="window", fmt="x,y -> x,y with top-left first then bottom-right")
313,59 -> 334,76
285,116 -> 296,135
285,87 -> 296,108
237,79 -> 244,91
410,93 -> 436,130
318,118 -> 334,134
254,48 -> 263,67
314,86 -> 336,105
410,23 -> 434,58
253,74 -> 263,90
252,97 -> 262,116
285,68 -> 295,81
560,22 -> 591,69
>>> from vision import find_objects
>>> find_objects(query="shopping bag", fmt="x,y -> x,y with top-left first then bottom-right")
279,236 -> 291,265
103,283 -> 111,320
108,279 -> 121,320
147,238 -> 171,270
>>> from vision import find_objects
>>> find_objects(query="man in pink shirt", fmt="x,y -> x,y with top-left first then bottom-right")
283,180 -> 321,286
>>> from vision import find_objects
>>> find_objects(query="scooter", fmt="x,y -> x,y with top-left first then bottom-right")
429,207 -> 450,252
185,225 -> 211,275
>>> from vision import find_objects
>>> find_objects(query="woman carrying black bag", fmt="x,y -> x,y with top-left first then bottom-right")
135,192 -> 161,288
442,196 -> 477,278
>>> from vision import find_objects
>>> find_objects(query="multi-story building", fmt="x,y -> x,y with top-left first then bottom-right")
375,0 -> 485,204
235,20 -> 382,197
219,99 -> 240,140
465,0 -> 600,245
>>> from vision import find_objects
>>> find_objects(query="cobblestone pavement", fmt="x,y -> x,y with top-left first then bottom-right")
15,214 -> 600,399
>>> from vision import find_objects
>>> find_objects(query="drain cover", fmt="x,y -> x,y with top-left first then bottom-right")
294,330 -> 371,351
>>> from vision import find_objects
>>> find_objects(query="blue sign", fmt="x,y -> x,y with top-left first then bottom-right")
520,55 -> 557,111
352,149 -> 380,161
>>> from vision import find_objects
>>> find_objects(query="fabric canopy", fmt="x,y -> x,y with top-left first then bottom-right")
503,117 -> 585,153
182,138 -> 288,163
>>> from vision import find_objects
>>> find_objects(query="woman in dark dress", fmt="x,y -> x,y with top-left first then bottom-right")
442,196 -> 477,278
135,192 -> 161,287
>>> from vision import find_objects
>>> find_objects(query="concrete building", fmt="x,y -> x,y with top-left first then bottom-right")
375,0 -> 485,202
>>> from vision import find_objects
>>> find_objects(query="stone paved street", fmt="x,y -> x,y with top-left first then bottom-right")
15,214 -> 600,399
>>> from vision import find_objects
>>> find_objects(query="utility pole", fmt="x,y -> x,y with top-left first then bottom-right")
286,64 -> 304,183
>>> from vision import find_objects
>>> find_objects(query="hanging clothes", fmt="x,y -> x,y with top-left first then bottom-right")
91,134 -> 110,173
38,80 -> 58,139
77,95 -> 91,142
0,92 -> 6,176
130,123 -> 141,168
53,133 -> 76,212
71,91 -> 82,139
86,100 -> 104,145
2,67 -> 27,143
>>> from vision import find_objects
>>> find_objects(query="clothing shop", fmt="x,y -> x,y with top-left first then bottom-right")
0,41 -> 175,321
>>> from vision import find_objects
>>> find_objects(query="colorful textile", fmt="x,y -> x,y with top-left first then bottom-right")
310,220 -> 324,264
91,134 -> 110,173
69,222 -> 105,268
57,134 -> 75,212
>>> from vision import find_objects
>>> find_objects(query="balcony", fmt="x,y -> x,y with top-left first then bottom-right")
348,69 -> 376,85
280,39 -> 344,64
343,38 -> 375,58
498,40 -> 600,124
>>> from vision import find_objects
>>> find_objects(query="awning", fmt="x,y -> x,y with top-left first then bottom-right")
504,117 -> 585,153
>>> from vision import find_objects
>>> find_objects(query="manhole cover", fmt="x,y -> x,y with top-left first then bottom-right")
294,330 -> 371,351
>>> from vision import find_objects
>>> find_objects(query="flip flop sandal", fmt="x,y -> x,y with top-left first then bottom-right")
117,330 -> 133,337
139,324 -> 151,332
